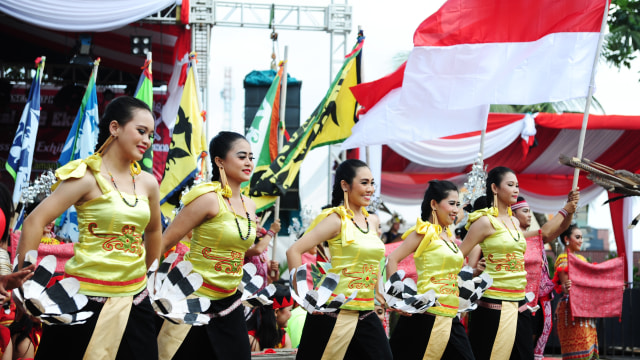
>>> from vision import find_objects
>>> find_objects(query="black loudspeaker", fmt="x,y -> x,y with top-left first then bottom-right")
244,70 -> 302,211
243,71 -> 301,136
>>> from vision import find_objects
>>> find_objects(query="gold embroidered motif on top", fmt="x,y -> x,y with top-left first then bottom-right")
429,273 -> 459,296
342,264 -> 378,290
88,223 -> 143,256
203,249 -> 244,274
488,253 -> 525,272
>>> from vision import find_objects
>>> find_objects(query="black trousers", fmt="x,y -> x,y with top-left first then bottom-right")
36,293 -> 158,360
171,291 -> 251,360
468,298 -> 533,360
296,310 -> 392,360
390,312 -> 475,360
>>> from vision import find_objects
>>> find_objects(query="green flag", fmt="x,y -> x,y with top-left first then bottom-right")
134,58 -> 154,173
244,64 -> 286,212
250,37 -> 363,198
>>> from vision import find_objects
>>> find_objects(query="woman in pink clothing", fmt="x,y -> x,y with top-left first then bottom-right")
511,190 -> 578,359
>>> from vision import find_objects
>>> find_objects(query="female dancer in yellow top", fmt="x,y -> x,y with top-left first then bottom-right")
286,159 -> 391,360
161,131 -> 258,360
387,180 -> 474,359
18,96 -> 162,359
460,166 -> 529,360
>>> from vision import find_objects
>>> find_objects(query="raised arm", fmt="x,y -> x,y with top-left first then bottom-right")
541,190 -> 579,243
522,190 -> 579,242
245,218 -> 281,257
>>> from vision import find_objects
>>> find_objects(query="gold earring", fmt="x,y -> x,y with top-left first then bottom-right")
343,190 -> 350,210
130,161 -> 141,176
343,190 -> 354,217
96,135 -> 115,156
219,166 -> 228,186
219,167 -> 232,198
432,208 -> 438,227
493,192 -> 499,214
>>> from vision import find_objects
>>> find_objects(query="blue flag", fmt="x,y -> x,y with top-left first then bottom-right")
56,61 -> 100,242
5,58 -> 45,208
58,66 -> 100,166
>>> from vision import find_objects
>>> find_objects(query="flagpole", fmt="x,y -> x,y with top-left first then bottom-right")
479,126 -> 487,160
271,46 -> 288,276
572,0 -> 610,190
188,52 -> 208,180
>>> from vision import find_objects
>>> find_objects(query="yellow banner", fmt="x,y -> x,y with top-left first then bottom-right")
159,64 -> 206,220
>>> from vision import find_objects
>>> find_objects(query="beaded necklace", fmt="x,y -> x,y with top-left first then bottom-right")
501,217 -> 521,242
226,195 -> 252,241
442,237 -> 459,254
351,216 -> 369,234
105,164 -> 138,208
439,226 -> 459,254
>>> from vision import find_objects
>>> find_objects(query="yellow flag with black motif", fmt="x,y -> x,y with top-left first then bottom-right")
159,62 -> 206,220
250,37 -> 363,198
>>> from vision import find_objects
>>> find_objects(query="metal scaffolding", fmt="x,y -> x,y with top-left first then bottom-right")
144,0 -> 352,92
145,1 -> 352,204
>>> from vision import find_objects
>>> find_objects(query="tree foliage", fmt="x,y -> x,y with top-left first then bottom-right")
604,0 -> 640,70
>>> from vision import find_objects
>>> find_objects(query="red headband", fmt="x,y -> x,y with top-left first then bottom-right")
511,200 -> 529,211
272,296 -> 294,309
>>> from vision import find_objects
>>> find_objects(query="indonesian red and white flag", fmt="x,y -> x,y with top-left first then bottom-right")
343,0 -> 608,149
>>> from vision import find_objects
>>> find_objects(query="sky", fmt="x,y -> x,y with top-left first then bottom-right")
203,0 -> 640,250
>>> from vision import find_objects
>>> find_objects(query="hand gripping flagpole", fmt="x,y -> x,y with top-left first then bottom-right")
571,0 -> 610,190
271,46 -> 288,277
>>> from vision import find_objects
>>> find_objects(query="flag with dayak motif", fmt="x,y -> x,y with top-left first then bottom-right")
243,63 -> 288,212
250,35 -> 363,198
159,58 -> 206,221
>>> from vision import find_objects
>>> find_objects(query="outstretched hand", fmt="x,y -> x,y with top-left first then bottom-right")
0,264 -> 35,298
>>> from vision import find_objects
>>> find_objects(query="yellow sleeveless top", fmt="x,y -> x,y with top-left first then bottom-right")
466,208 -> 526,301
306,206 -> 385,311
55,154 -> 149,297
555,252 -> 586,268
182,182 -> 255,300
407,218 -> 463,317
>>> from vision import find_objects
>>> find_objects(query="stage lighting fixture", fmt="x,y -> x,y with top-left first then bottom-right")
131,36 -> 152,56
